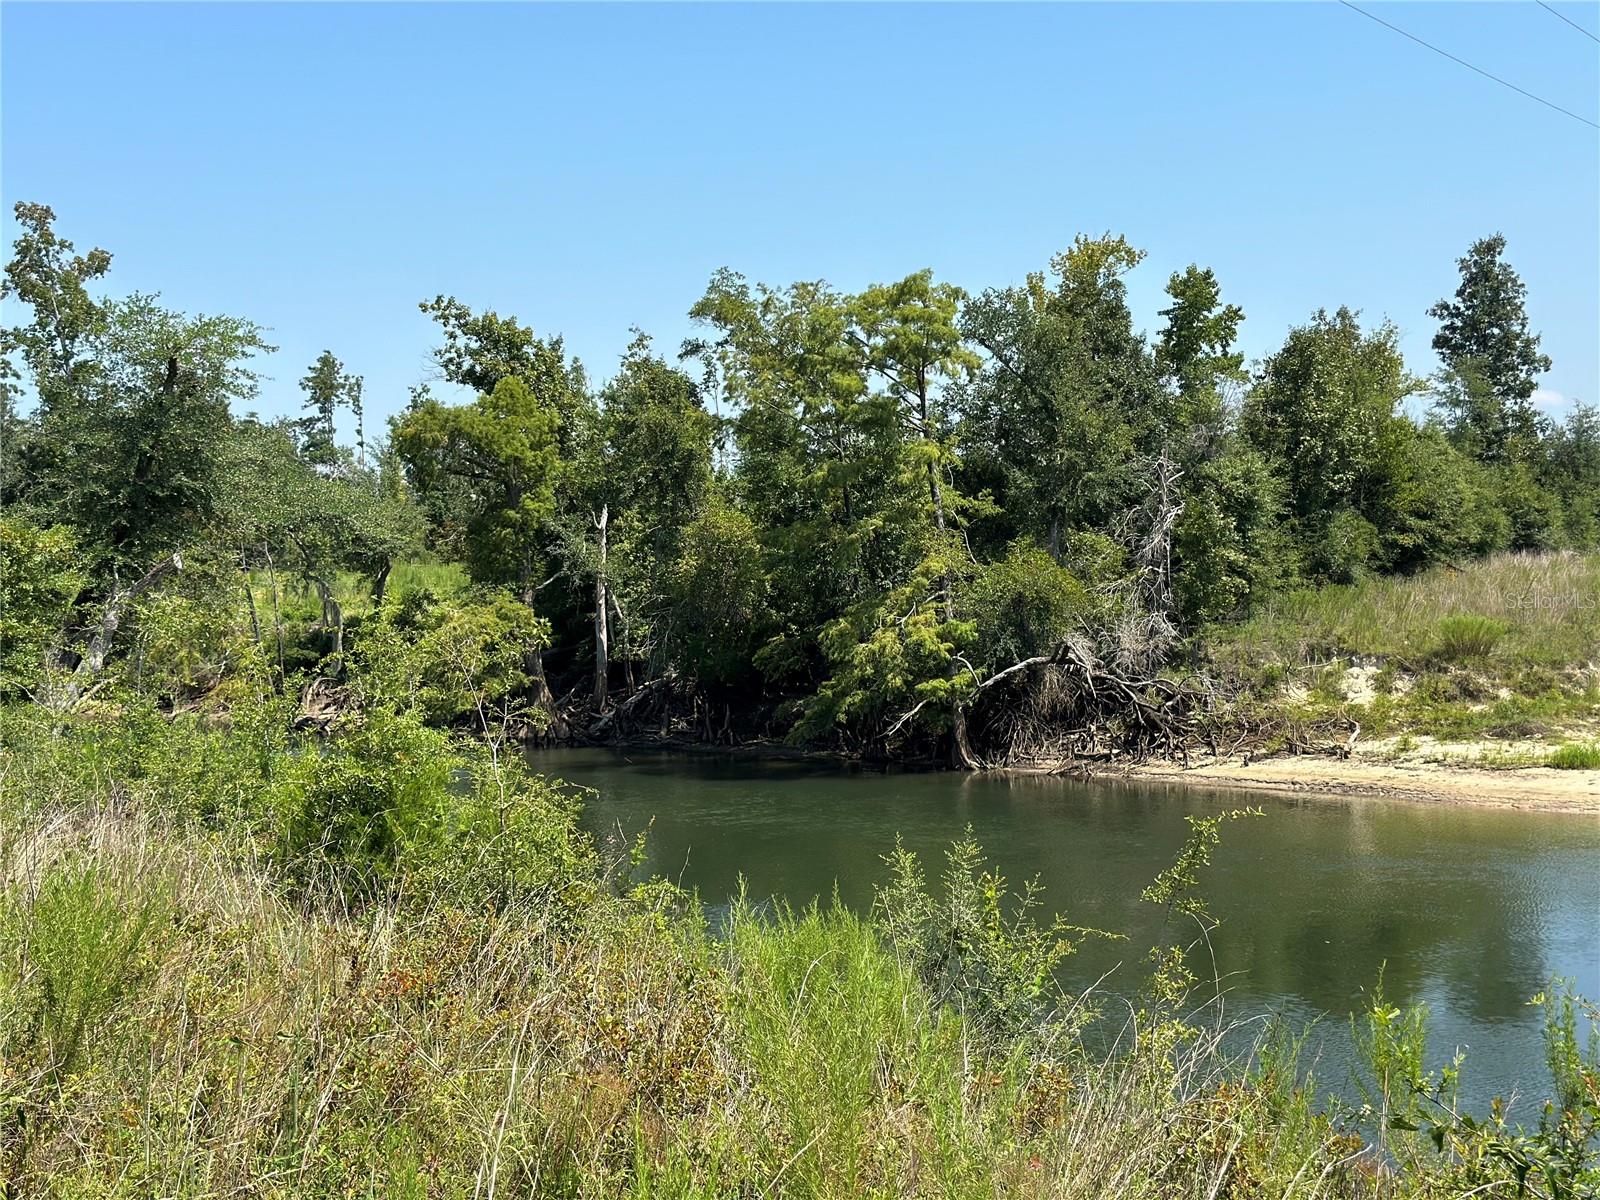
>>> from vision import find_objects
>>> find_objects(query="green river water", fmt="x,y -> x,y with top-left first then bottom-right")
532,747 -> 1600,1113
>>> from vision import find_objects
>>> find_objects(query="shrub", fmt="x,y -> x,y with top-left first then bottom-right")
0,518 -> 83,697
1431,615 -> 1506,662
964,539 -> 1093,666
268,706 -> 458,889
403,755 -> 598,923
873,830 -> 1103,1056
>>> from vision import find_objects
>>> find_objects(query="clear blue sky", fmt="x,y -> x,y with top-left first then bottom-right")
4,2 -> 1596,436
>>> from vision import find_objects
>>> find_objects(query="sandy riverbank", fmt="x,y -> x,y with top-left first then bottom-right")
583,734 -> 1600,812
1122,750 -> 1600,814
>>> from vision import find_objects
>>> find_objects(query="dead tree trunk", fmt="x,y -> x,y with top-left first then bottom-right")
263,543 -> 286,686
371,558 -> 392,607
592,504 -> 609,713
57,552 -> 183,708
311,576 -> 343,663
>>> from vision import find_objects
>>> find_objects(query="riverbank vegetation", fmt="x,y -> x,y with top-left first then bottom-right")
3,690 -> 1597,1196
4,203 -> 1598,771
3,199 -> 1599,1192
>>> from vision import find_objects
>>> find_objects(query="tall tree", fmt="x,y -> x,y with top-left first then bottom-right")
419,295 -> 589,443
960,234 -> 1164,557
2,204 -> 270,577
847,271 -> 982,763
689,271 -> 910,663
1241,307 -> 1416,581
1156,264 -> 1245,438
0,201 -> 110,408
578,333 -> 714,706
297,350 -> 362,470
1429,234 -> 1551,462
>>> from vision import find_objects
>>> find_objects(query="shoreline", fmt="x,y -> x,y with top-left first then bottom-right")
1116,755 -> 1600,814
571,735 -> 1600,815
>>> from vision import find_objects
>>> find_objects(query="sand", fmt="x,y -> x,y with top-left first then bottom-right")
1122,750 -> 1600,814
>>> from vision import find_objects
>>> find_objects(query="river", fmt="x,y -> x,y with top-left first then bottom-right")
532,747 -> 1600,1114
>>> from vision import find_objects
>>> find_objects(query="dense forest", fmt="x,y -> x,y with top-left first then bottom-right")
2,202 -> 1595,766
1,201 -> 1598,1195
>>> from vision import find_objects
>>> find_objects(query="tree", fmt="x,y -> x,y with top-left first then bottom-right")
419,295 -> 589,442
846,271 -> 982,763
578,333 -> 714,707
0,201 -> 110,409
665,498 -> 769,688
297,350 -> 362,471
392,376 -> 563,716
1156,264 -> 1245,440
1429,234 -> 1551,463
2,205 -> 271,579
1544,404 -> 1600,546
960,234 -> 1165,557
1241,307 -> 1417,582
688,270 -> 911,673
224,421 -> 426,674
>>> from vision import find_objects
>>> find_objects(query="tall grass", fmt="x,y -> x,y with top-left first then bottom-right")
1211,551 -> 1600,670
0,809 -> 1370,1198
1548,741 -> 1600,770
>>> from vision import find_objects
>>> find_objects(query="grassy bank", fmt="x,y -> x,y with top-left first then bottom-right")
1204,552 -> 1600,766
2,703 -> 1595,1197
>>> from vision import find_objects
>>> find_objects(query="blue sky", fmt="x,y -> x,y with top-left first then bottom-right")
3,2 -> 1596,436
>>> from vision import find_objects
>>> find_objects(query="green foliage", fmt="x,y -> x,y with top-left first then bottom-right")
0,517 -> 82,695
1430,233 -> 1551,460
665,498 -> 770,687
267,707 -> 459,888
961,234 -> 1165,549
1241,307 -> 1419,583
963,540 -> 1092,664
2,205 -> 271,578
793,554 -> 976,746
6,858 -> 171,1084
1547,742 -> 1600,769
402,755 -> 598,921
873,831 -> 1102,1056
374,585 -> 549,725
1430,614 -> 1507,662
1173,443 -> 1292,622
1352,977 -> 1600,1199
296,349 -> 362,469
393,376 -> 563,598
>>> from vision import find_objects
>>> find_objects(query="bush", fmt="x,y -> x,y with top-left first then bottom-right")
873,831 -> 1099,1056
268,707 -> 458,889
0,518 -> 83,697
1431,615 -> 1506,662
964,539 -> 1093,666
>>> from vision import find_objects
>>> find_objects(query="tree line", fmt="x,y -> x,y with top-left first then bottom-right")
2,202 -> 1594,762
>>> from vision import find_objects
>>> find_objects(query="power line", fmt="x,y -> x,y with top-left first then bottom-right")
1340,1 -> 1599,130
1536,0 -> 1600,45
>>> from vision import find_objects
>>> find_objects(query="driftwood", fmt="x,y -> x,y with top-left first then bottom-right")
968,632 -> 1218,768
